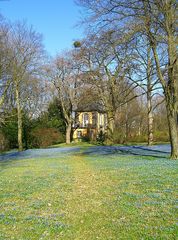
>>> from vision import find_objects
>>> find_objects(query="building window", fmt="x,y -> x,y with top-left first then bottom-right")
83,113 -> 89,127
104,113 -> 107,128
99,113 -> 103,127
77,131 -> 82,138
92,112 -> 97,127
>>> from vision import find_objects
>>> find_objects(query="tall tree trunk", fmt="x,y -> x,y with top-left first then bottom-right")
166,16 -> 178,159
125,102 -> 129,142
151,44 -> 178,157
15,86 -> 23,151
66,122 -> 72,144
147,45 -> 153,145
166,101 -> 178,159
107,111 -> 115,142
166,89 -> 178,159
147,96 -> 153,145
142,0 -> 177,157
150,38 -> 178,158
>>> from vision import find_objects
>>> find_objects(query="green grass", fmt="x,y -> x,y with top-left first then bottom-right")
0,149 -> 177,239
49,141 -> 94,148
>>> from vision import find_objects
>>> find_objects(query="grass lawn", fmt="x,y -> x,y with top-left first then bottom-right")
0,146 -> 177,239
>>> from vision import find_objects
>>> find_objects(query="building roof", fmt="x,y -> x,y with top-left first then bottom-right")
74,102 -> 106,113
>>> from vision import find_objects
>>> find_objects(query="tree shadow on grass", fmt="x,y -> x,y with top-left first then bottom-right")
0,147 -> 81,163
0,145 -> 171,165
0,150 -> 27,161
132,145 -> 170,154
80,145 -> 170,159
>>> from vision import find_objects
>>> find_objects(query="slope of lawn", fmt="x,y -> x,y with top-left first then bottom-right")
0,145 -> 177,240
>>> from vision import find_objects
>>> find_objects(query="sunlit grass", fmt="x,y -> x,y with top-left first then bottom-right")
50,141 -> 94,148
0,147 -> 177,239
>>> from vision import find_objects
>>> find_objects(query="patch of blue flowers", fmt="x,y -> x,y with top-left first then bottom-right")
0,147 -> 81,161
0,144 -> 171,161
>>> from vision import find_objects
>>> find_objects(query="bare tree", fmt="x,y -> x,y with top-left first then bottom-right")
47,52 -> 81,144
130,36 -> 164,145
0,20 -> 12,108
143,0 -> 178,158
76,32 -> 138,142
76,0 -> 178,158
4,21 -> 45,151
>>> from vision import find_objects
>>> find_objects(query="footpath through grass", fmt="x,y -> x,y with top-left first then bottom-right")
0,146 -> 177,239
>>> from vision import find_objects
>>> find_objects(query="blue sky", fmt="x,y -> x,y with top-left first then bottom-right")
0,0 -> 84,56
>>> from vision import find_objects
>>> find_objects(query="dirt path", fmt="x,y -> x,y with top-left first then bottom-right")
60,155 -> 113,240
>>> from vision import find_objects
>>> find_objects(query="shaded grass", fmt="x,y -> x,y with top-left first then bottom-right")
0,148 -> 177,239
